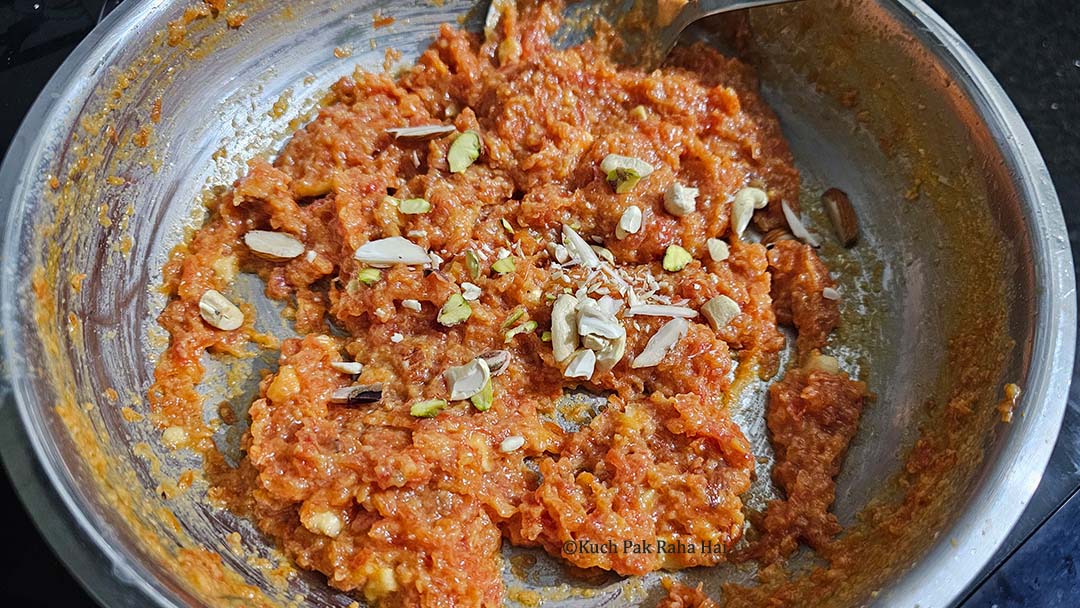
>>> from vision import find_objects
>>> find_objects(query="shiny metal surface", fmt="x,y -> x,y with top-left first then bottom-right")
0,1 -> 1073,607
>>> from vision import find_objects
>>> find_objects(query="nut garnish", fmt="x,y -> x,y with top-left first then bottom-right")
701,295 -> 740,331
591,245 -> 615,264
387,124 -> 456,142
616,206 -> 643,239
662,245 -> 692,272
391,332 -> 404,343
465,250 -> 482,280
505,320 -> 537,343
600,154 -> 654,193
822,187 -> 859,247
492,256 -> 516,274
761,228 -> 796,246
448,130 -> 482,173
731,187 -> 766,240
500,435 -> 526,453
629,105 -> 648,120
401,299 -> 422,312
471,377 -> 494,411
410,398 -> 447,418
461,282 -> 482,301
561,224 -> 600,268
822,287 -> 841,301
563,348 -> 597,380
548,242 -> 571,263
781,201 -> 822,247
199,289 -> 244,331
444,357 -> 491,400
551,294 -> 580,363
356,268 -> 381,286
438,294 -> 472,326
632,317 -> 688,368
663,183 -> 699,216
330,384 -> 384,405
706,238 -> 729,262
354,236 -> 432,266
396,198 -> 432,214
626,304 -> 698,318
501,218 -> 515,236
480,350 -> 511,376
244,230 -> 304,260
330,361 -> 363,375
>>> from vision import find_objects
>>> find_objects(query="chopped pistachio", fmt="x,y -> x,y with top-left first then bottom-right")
470,377 -> 494,411
701,295 -> 740,331
600,154 -> 654,193
492,256 -> 515,274
356,268 -> 381,285
505,320 -> 538,343
448,130 -> 482,173
616,206 -> 642,239
465,250 -> 481,280
501,307 -> 527,329
540,330 -> 552,342
438,294 -> 472,326
501,218 -> 515,236
707,238 -> 730,262
664,183 -> 699,216
662,245 -> 692,272
397,198 -> 432,214
410,398 -> 447,418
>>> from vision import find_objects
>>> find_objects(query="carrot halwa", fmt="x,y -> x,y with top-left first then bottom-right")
149,2 -> 868,606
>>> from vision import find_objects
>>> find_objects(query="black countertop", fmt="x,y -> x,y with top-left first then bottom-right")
1,0 -> 1077,606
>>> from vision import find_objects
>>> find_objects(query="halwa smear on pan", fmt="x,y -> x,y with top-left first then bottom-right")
148,2 -> 868,606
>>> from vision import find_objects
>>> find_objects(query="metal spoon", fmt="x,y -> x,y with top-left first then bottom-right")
486,0 -> 802,70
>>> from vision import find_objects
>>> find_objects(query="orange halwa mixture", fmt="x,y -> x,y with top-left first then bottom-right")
149,3 -> 868,606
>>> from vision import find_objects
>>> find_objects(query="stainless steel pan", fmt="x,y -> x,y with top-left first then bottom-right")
0,1 -> 1073,606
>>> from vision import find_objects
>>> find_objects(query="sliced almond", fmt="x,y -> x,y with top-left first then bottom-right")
244,230 -> 304,261
701,295 -> 740,331
781,201 -> 822,247
354,236 -> 431,266
822,287 -> 841,301
199,289 -> 244,331
591,245 -> 615,264
822,188 -> 859,248
401,299 -> 422,312
444,358 -> 491,400
330,384 -> 383,405
387,124 -> 457,142
563,348 -> 596,380
480,350 -> 511,376
626,304 -> 698,319
631,317 -> 688,369
551,294 -> 580,363
730,192 -> 755,240
461,282 -> 482,301
561,224 -> 601,268
330,361 -> 363,375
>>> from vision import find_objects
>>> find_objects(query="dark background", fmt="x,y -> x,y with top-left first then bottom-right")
1,0 -> 1077,606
